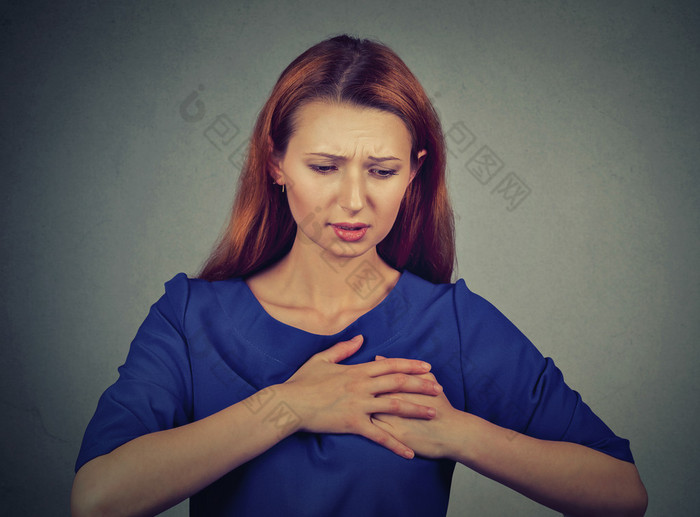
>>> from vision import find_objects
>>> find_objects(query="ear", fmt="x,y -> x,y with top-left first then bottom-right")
267,135 -> 284,184
409,149 -> 427,184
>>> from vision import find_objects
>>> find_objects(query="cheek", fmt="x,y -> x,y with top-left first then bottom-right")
286,193 -> 313,224
376,188 -> 408,218
285,179 -> 328,223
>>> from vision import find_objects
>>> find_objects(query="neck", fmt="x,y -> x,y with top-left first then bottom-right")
265,229 -> 400,314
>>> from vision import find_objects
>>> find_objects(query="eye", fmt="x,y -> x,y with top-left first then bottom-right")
308,165 -> 398,178
309,165 -> 337,174
371,168 -> 398,179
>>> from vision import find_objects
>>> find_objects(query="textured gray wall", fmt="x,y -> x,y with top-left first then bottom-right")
2,0 -> 698,515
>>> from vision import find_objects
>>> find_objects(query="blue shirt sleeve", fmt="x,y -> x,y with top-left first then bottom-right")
75,273 -> 193,472
453,279 -> 634,463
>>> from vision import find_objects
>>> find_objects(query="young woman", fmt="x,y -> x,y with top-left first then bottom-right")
71,35 -> 647,516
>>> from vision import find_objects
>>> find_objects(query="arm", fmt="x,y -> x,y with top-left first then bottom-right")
371,368 -> 648,517
72,384 -> 299,517
446,405 -> 648,516
71,336 -> 442,517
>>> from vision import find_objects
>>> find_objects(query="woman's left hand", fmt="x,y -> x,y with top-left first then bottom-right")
370,355 -> 461,459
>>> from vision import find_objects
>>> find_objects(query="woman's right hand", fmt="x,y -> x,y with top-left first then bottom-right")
281,334 -> 442,459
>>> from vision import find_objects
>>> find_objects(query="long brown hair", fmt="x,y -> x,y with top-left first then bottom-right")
196,34 -> 456,284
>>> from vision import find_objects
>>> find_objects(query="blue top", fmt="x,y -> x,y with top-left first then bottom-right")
75,269 -> 634,516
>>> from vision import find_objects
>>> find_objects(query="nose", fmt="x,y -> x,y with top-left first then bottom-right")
337,169 -> 365,213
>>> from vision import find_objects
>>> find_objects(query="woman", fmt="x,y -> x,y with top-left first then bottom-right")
71,34 -> 647,516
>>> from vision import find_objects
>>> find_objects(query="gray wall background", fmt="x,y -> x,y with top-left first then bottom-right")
2,0 -> 698,515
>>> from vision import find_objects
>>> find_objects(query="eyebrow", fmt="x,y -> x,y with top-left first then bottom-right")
304,152 -> 402,162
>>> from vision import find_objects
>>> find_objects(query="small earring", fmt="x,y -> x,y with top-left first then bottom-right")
282,184 -> 285,193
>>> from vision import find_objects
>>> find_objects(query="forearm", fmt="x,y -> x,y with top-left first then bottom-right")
71,384 -> 300,517
446,411 -> 647,516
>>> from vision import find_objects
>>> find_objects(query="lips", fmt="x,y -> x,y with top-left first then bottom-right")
331,222 -> 369,230
331,224 -> 369,242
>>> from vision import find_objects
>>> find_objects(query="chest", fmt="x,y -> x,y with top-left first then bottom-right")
256,300 -> 370,336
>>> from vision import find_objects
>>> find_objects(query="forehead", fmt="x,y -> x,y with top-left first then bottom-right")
289,101 -> 412,154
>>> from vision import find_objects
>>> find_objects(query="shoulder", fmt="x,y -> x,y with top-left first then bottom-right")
159,272 -> 251,325
404,271 -> 530,352
401,269 -> 457,299
162,271 -> 246,297
402,270 -> 493,316
396,271 -> 506,336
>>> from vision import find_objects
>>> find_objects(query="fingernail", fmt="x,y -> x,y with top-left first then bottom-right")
351,335 -> 362,343
421,362 -> 431,370
434,383 -> 443,393
404,449 -> 414,459
427,407 -> 436,417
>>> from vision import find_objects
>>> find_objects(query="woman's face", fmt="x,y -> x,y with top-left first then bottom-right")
277,101 -> 426,256
272,100 -> 426,259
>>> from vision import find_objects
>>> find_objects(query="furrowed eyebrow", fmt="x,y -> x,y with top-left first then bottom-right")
304,152 -> 402,162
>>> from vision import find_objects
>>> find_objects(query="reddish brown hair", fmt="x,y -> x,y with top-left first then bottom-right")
196,34 -> 456,283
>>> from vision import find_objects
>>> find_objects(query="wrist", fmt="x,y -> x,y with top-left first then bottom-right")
442,408 -> 487,464
243,383 -> 304,436
444,410 -> 525,468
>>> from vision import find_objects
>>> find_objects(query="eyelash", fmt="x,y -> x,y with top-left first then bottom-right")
309,165 -> 398,178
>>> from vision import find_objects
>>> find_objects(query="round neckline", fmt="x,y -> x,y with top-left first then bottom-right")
238,269 -> 409,338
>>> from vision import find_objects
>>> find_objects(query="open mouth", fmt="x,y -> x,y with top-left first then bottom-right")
331,224 -> 369,242
331,223 -> 368,230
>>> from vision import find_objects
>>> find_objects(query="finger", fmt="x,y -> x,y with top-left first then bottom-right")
367,373 -> 442,396
397,371 -> 438,382
363,357 -> 431,377
371,413 -> 394,428
370,396 -> 437,419
360,422 -> 414,459
315,335 -> 363,364
372,357 -> 437,383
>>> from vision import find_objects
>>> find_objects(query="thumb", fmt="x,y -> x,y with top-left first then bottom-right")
319,335 -> 364,364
